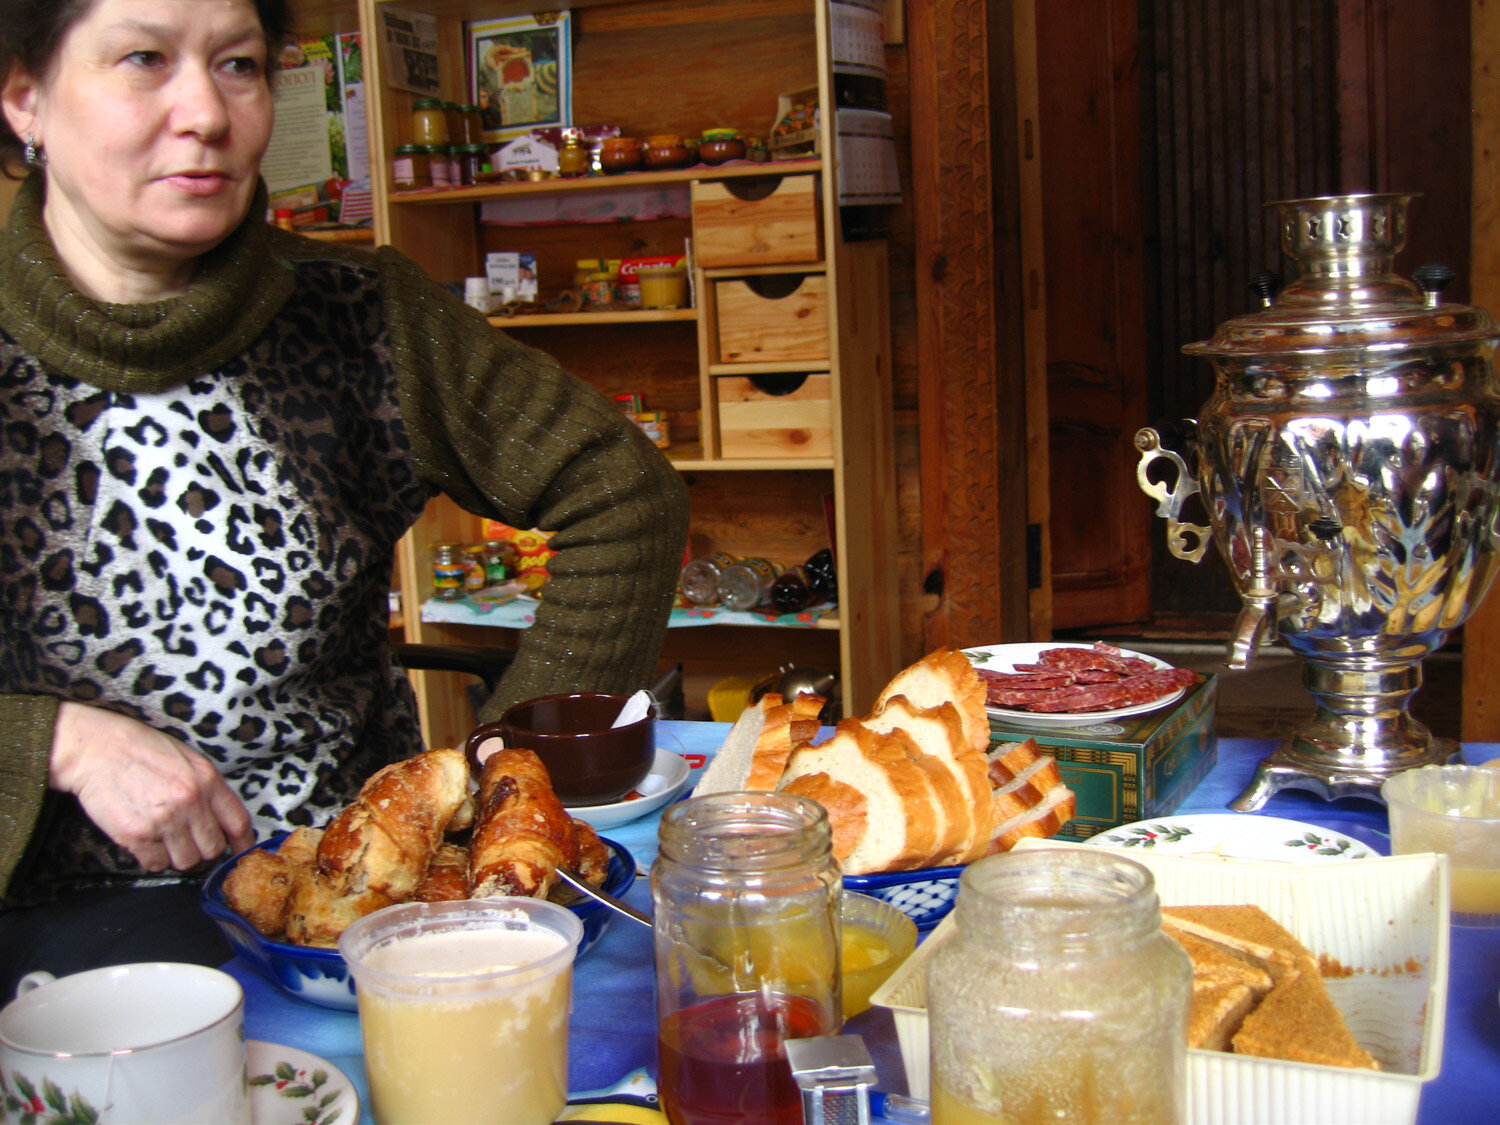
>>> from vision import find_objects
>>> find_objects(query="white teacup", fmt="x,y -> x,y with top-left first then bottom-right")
0,962 -> 250,1124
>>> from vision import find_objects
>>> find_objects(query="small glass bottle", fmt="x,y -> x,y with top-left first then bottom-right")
458,103 -> 484,147
482,539 -> 512,585
680,552 -> 739,605
424,146 -> 451,189
653,792 -> 842,1125
430,542 -> 466,601
927,849 -> 1191,1125
803,548 -> 837,605
558,131 -> 591,177
717,557 -> 785,611
411,98 -> 448,146
768,565 -> 814,615
461,544 -> 488,593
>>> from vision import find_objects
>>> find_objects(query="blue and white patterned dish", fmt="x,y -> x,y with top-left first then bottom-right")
844,865 -> 965,932
1084,813 -> 1377,862
202,833 -> 636,1010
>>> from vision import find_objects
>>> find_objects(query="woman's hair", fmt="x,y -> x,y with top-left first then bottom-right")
0,0 -> 293,177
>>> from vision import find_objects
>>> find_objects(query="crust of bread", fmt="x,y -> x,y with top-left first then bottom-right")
874,646 -> 989,757
988,784 -> 1077,853
779,721 -> 943,874
777,771 -> 867,863
745,694 -> 825,791
695,692 -> 780,795
1187,980 -> 1257,1051
858,696 -> 984,864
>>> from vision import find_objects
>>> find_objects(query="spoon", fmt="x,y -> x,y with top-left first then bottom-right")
553,866 -> 653,929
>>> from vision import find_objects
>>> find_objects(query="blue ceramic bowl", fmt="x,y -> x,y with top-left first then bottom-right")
202,833 -> 636,1010
843,864 -> 965,932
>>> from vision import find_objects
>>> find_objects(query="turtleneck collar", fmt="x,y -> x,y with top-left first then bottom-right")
0,172 -> 297,393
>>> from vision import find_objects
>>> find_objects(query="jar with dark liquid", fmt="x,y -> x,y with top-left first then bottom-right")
652,792 -> 842,1125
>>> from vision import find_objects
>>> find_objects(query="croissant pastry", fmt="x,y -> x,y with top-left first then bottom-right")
316,747 -> 471,901
469,748 -> 580,899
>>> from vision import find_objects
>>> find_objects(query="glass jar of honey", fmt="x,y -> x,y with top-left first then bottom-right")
927,850 -> 1191,1125
411,98 -> 448,146
557,131 -> 591,177
458,103 -> 484,147
652,792 -> 842,1124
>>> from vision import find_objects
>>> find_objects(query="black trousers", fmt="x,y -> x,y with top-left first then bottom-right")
0,883 -> 233,1000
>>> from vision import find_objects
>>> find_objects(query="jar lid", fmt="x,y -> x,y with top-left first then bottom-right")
442,101 -> 460,109
646,134 -> 684,147
702,127 -> 741,141
576,258 -> 605,269
413,98 -> 443,109
586,271 -> 616,282
601,136 -> 639,149
395,143 -> 421,154
462,144 -> 487,153
459,104 -> 480,113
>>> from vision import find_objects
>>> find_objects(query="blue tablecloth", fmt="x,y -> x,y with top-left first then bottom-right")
229,721 -> 1500,1123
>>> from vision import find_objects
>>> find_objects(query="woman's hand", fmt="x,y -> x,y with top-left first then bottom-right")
48,703 -> 255,872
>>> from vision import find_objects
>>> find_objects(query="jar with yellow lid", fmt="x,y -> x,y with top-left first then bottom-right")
411,98 -> 447,146
699,127 -> 746,165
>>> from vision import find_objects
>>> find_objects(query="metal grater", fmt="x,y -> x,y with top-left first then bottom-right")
785,1034 -> 877,1125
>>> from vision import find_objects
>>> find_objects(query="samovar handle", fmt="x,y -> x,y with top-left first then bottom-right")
1134,424 -> 1211,563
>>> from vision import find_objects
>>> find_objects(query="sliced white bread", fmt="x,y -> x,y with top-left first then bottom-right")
860,696 -> 990,864
874,647 -> 990,757
743,692 -> 825,791
694,692 -> 785,795
988,783 -> 1076,853
778,720 -> 946,874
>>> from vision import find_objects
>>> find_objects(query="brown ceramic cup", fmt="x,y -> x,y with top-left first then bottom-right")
464,692 -> 656,805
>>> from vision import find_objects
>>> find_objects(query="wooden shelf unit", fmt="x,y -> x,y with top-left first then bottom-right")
355,0 -> 899,745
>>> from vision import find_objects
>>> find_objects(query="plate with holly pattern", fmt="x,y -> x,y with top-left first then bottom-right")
1084,813 -> 1377,862
248,1041 -> 358,1125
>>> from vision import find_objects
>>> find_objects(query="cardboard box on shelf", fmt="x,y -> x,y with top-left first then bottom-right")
989,674 -> 1219,838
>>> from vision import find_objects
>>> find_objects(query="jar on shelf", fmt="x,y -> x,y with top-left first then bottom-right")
558,130 -> 591,177
717,556 -> 785,611
424,146 -> 451,189
392,144 -> 429,190
680,552 -> 738,605
461,544 -> 488,593
745,135 -> 770,162
442,102 -> 463,146
927,849 -> 1191,1125
455,144 -> 485,186
411,98 -> 448,146
582,270 -> 618,309
482,540 -> 514,585
458,104 -> 484,147
698,127 -> 746,165
652,791 -> 842,1124
643,134 -> 693,170
599,136 -> 643,174
573,258 -> 605,290
430,542 -> 466,600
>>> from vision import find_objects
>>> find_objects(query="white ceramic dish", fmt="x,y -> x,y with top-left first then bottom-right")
566,747 -> 691,827
873,843 -> 1449,1124
964,641 -> 1188,726
247,1040 -> 358,1125
1085,812 -> 1378,861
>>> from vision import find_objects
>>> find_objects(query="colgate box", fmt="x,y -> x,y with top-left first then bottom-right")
987,672 -> 1219,838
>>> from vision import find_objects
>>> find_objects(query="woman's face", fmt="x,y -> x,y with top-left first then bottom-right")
3,0 -> 272,282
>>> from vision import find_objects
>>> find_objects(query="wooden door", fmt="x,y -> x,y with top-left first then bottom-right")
1032,0 -> 1152,631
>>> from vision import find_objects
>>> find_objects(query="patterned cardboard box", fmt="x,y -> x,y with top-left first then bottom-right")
987,674 -> 1218,838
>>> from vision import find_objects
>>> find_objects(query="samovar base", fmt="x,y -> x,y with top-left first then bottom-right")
1230,735 -> 1459,811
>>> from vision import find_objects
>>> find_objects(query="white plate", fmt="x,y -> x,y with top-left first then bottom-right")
1084,813 -> 1378,861
565,747 -> 691,828
964,641 -> 1188,726
247,1040 -> 359,1125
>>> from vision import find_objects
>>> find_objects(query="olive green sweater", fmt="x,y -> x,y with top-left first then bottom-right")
0,174 -> 688,899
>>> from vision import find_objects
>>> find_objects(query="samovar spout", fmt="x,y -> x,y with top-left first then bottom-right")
1226,527 -> 1278,669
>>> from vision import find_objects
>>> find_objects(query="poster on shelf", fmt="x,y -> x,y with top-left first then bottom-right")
262,55 -> 333,197
467,13 -> 572,142
378,5 -> 440,97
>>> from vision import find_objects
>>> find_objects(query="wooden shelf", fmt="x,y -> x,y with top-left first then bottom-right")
490,307 -> 697,328
391,158 -> 823,207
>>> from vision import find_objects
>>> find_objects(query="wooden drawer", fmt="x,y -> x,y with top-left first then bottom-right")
692,175 -> 822,267
716,373 -> 833,459
713,274 -> 829,363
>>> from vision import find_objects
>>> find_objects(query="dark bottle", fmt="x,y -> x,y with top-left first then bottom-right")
769,566 -> 814,614
804,548 -> 837,605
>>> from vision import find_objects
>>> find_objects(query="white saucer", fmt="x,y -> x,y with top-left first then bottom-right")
566,747 -> 692,828
248,1040 -> 359,1124
1084,813 -> 1377,861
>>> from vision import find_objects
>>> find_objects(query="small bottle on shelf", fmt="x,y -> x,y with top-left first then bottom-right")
717,557 -> 785,611
680,552 -> 738,605
768,565 -> 814,614
804,548 -> 838,605
431,542 -> 466,601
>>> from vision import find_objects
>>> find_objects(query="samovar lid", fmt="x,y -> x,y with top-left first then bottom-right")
1184,192 -> 1500,359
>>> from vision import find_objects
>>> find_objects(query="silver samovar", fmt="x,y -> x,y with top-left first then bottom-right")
1135,193 -> 1500,809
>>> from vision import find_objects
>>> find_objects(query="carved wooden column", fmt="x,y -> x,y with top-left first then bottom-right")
908,0 -> 1039,652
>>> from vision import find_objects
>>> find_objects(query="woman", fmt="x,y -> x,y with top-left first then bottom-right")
0,0 -> 688,987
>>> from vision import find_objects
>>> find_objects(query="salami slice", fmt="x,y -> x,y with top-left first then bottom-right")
976,668 -> 1075,690
1035,645 -> 1158,677
1021,668 -> 1198,713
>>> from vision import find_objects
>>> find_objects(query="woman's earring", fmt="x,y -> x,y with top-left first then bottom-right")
23,132 -> 44,167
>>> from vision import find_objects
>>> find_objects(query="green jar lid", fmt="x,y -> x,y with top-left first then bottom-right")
413,98 -> 443,110
702,127 -> 741,141
395,143 -> 421,154
462,143 -> 488,154
459,104 -> 480,113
